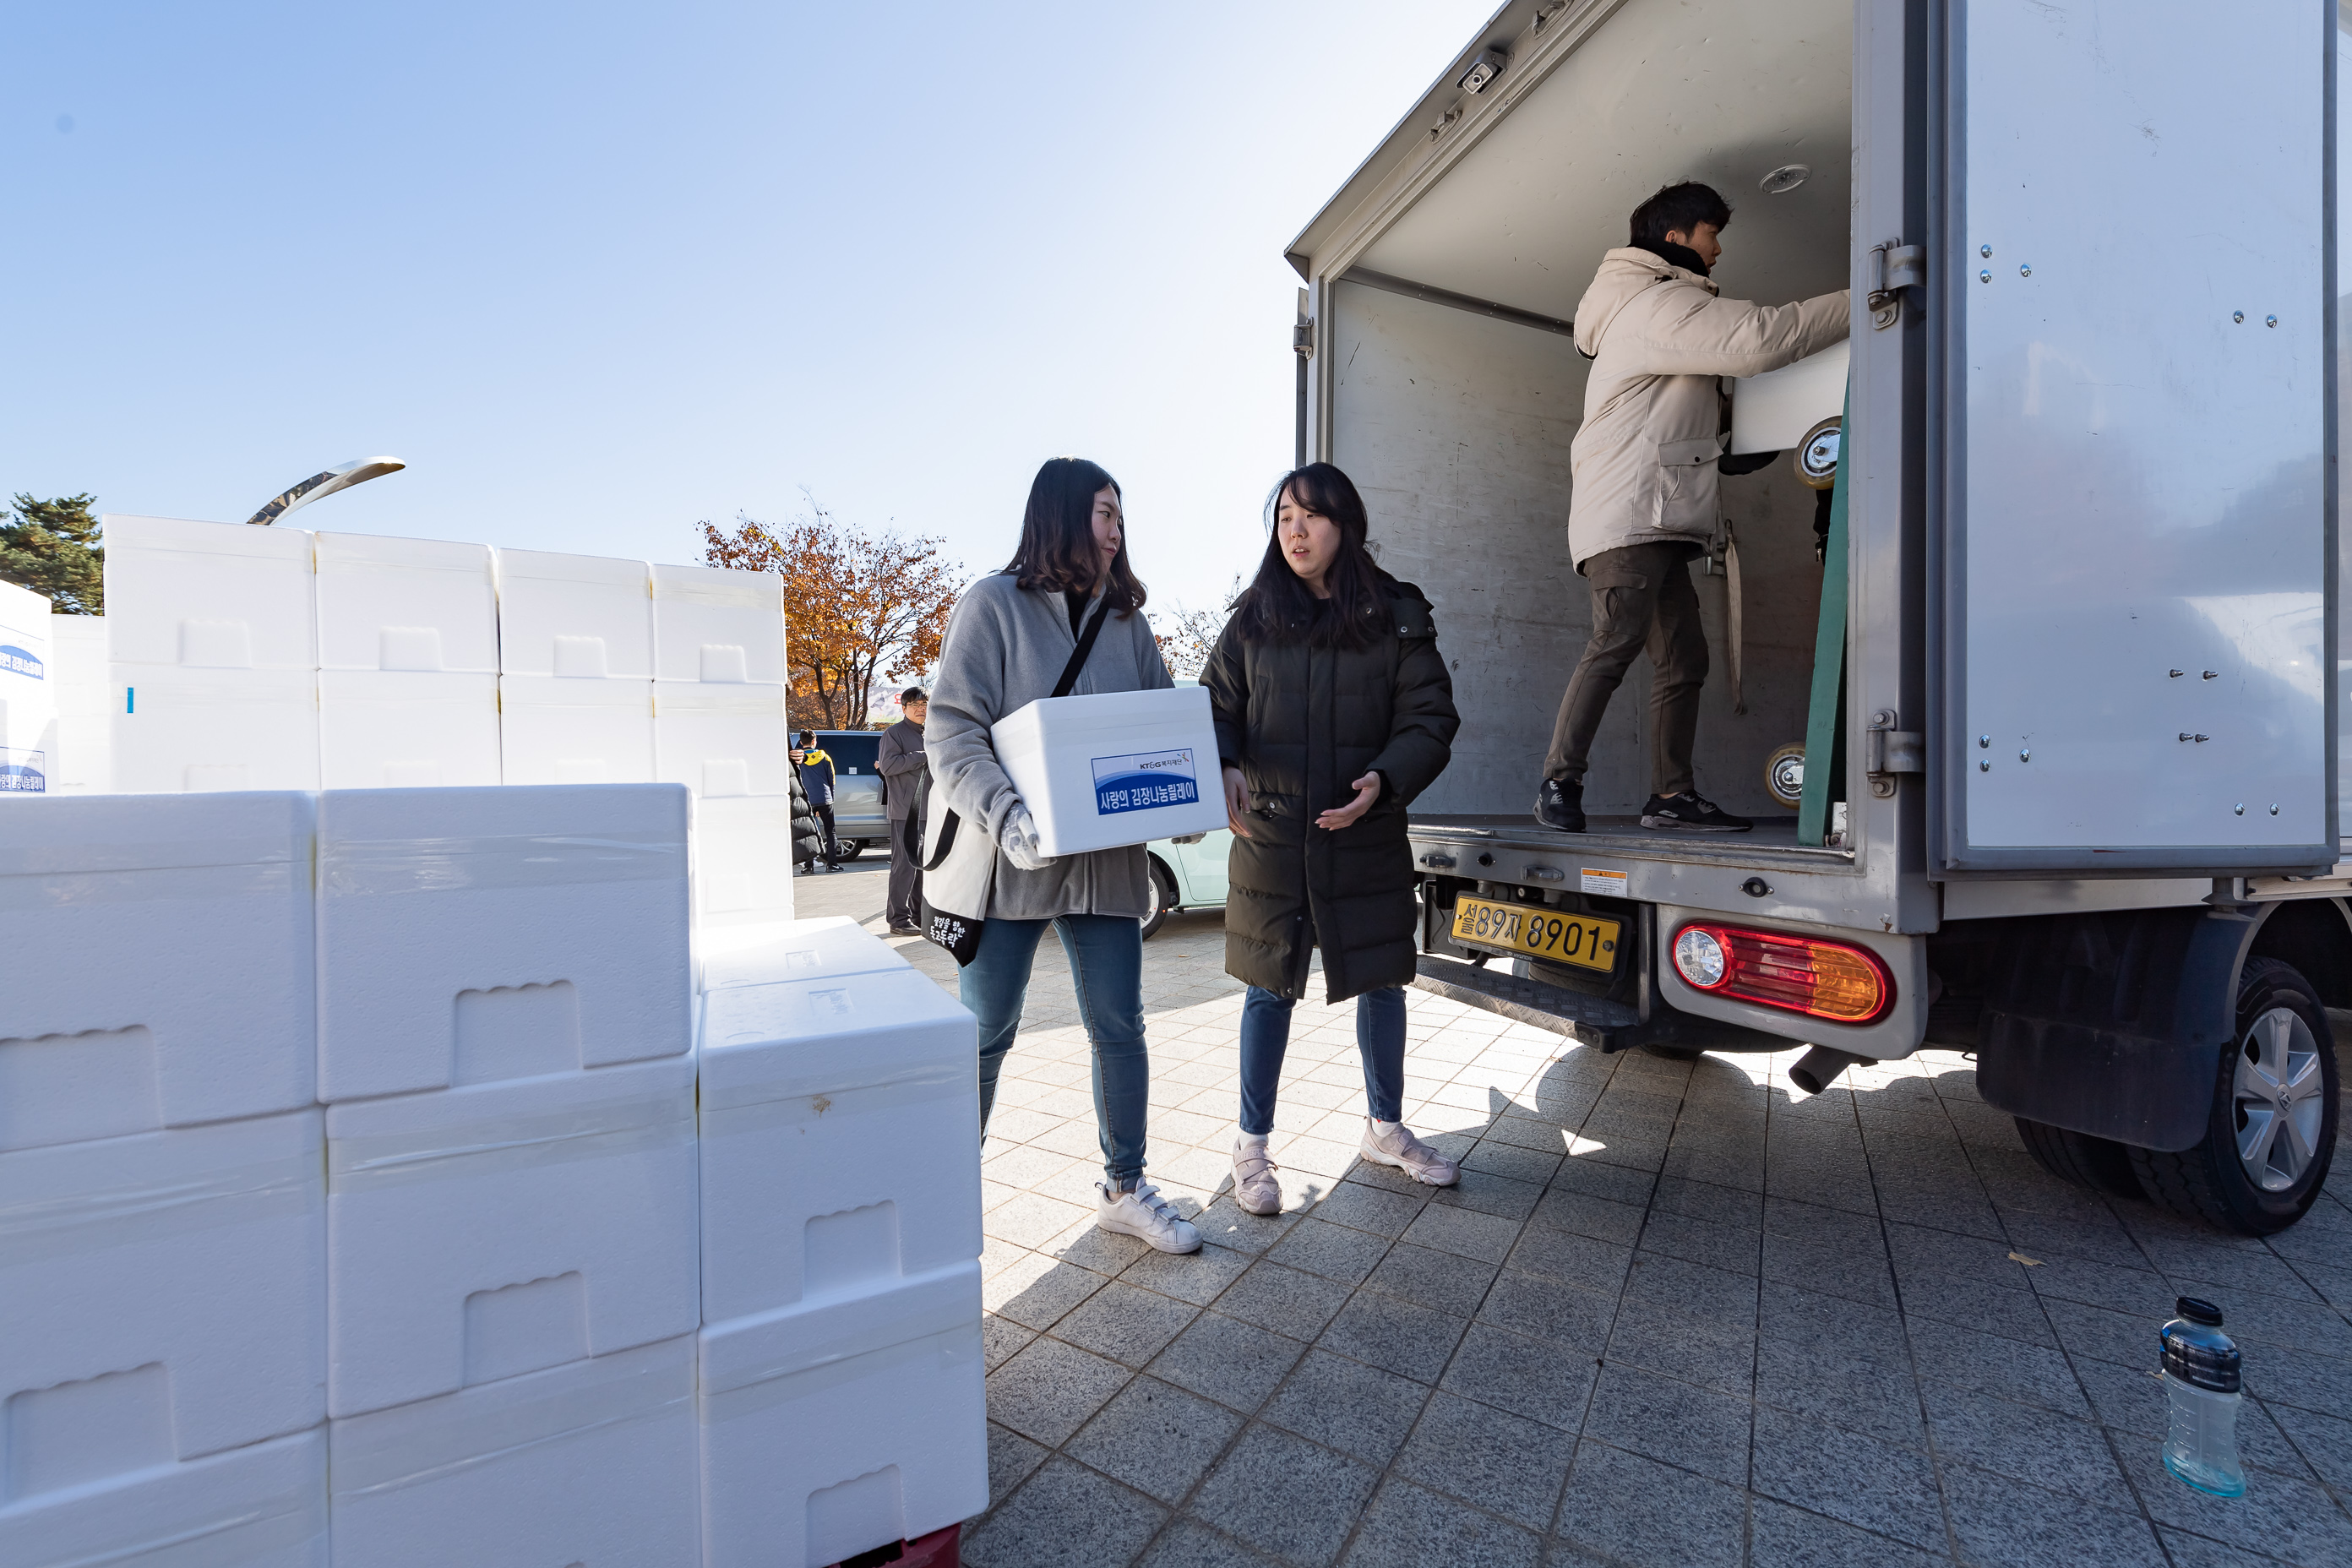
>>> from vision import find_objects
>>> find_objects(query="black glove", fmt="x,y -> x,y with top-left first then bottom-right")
1718,448 -> 1781,476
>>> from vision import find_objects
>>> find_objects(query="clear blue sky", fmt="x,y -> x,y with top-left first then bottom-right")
6,1 -> 1494,624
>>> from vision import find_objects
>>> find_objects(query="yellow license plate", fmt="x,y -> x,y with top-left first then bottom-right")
1451,896 -> 1621,973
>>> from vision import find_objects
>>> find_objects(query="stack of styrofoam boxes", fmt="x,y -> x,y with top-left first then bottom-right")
106,514 -> 322,792
651,564 -> 798,973
317,782 -> 703,1564
314,532 -> 502,788
651,564 -> 790,802
0,792 -> 329,1565
47,612 -> 112,793
493,547 -> 656,787
695,917 -> 988,1566
0,580 -> 53,792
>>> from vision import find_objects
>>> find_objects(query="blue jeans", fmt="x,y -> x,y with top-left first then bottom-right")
1238,985 -> 1406,1136
962,914 -> 1150,1189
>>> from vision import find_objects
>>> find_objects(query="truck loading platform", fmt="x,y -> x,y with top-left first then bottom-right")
1408,815 -> 1854,874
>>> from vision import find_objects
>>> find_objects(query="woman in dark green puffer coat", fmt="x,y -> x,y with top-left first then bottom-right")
1200,463 -> 1461,1216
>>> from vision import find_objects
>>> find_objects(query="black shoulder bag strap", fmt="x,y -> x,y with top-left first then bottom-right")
922,597 -> 1111,872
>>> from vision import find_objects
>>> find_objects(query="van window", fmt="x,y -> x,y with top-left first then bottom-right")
819,732 -> 882,775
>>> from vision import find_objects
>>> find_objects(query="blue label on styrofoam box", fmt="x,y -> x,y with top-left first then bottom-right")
1092,748 -> 1199,816
0,645 -> 43,681
0,748 -> 46,792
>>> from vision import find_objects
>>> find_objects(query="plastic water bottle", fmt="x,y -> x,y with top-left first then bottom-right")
2160,1296 -> 2246,1498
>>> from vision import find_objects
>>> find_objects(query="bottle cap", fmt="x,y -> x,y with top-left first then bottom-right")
2161,1300 -> 2242,1393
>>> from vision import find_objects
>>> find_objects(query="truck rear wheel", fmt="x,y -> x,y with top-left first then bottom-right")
2014,1118 -> 2142,1200
2130,957 -> 2339,1235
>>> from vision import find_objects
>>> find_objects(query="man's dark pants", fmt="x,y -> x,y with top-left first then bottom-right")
1544,541 -> 1709,796
812,803 -> 840,868
887,814 -> 923,928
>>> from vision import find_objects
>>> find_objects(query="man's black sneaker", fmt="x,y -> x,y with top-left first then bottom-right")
1534,777 -> 1587,833
1640,792 -> 1751,833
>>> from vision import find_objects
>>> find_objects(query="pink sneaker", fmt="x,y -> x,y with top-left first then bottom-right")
1358,1119 -> 1459,1186
1231,1138 -> 1282,1216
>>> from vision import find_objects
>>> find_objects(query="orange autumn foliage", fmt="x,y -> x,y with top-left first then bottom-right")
700,501 -> 964,731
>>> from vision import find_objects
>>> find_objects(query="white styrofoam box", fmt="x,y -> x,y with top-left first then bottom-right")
493,547 -> 653,678
700,1263 -> 986,1568
313,531 -> 498,673
692,792 -> 802,931
46,716 -> 107,796
331,1336 -> 695,1568
653,681 -> 789,798
3,581 -> 55,795
111,663 -> 320,792
991,684 -> 1224,858
697,913 -> 908,995
324,1054 -> 700,1417
498,674 -> 655,787
1,1112 -> 325,1492
3,730 -> 50,795
316,669 -> 501,790
1729,336 -> 1850,455
1,580 -> 52,714
3,1425 -> 326,1568
46,613 -> 110,793
103,513 -> 317,670
651,563 -> 787,684
46,614 -> 106,715
698,966 -> 977,1322
0,791 -> 316,1130
1,723 -> 48,796
316,782 -> 691,1100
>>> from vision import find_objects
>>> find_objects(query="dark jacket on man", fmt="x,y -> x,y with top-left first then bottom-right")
797,746 -> 836,808
876,717 -> 928,820
1200,573 -> 1459,1004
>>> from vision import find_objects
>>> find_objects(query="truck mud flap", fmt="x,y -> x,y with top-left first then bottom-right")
1974,907 -> 2249,1152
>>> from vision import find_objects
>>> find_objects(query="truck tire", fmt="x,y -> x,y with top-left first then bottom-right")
2130,956 -> 2339,1235
835,839 -> 866,863
2014,1118 -> 2142,1201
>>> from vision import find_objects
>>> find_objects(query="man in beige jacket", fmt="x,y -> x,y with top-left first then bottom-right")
1535,182 -> 1849,835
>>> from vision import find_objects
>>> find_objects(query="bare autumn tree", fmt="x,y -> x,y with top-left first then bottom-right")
701,493 -> 964,730
1151,574 -> 1244,678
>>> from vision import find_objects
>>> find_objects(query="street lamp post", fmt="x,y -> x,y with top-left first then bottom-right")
246,456 -> 406,525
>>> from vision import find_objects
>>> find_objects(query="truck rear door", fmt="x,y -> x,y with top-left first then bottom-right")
1934,0 -> 2335,874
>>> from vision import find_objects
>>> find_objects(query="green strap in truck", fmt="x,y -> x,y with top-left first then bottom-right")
1796,383 -> 1851,848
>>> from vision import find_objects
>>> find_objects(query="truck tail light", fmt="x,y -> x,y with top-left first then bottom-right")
1670,923 -> 1894,1024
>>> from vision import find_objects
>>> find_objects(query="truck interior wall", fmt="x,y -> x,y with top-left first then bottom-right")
1328,279 -> 1828,819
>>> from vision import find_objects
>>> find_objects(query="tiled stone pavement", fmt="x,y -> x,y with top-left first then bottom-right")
800,858 -> 2352,1568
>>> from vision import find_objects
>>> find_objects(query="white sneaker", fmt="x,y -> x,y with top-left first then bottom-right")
1096,1181 -> 1201,1254
1358,1119 -> 1460,1187
1231,1138 -> 1282,1216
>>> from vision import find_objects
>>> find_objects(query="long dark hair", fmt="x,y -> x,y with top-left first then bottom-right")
1004,456 -> 1147,617
1229,463 -> 1392,651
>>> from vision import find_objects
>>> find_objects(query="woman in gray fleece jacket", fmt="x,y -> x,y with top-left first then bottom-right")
924,457 -> 1199,1255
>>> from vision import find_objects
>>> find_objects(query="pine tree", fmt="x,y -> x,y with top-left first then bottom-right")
0,493 -> 104,614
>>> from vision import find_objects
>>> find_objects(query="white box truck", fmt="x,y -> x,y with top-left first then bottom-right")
1288,0 -> 2344,1232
